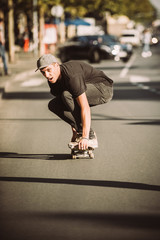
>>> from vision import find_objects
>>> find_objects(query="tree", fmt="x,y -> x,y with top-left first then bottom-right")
8,0 -> 15,62
117,0 -> 156,24
62,0 -> 155,24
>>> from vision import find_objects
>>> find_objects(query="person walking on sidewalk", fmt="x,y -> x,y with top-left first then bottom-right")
0,18 -> 8,75
141,28 -> 152,58
36,54 -> 113,150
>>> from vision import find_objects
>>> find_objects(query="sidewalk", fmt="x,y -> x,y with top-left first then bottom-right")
0,51 -> 38,97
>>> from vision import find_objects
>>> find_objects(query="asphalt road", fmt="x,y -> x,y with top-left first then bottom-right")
0,45 -> 160,240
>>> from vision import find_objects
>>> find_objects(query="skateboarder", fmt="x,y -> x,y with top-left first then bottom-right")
36,54 -> 113,150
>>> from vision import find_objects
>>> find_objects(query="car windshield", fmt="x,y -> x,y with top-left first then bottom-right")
67,35 -> 100,45
68,36 -> 88,42
103,35 -> 119,44
66,34 -> 120,45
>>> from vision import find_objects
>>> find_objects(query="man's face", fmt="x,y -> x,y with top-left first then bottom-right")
40,63 -> 60,84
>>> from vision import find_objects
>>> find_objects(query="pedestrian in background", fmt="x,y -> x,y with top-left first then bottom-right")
23,27 -> 29,52
0,17 -> 8,75
141,28 -> 152,58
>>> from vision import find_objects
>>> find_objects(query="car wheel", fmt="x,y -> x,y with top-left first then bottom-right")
122,56 -> 130,62
89,50 -> 101,63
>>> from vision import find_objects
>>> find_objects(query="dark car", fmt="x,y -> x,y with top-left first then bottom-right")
56,34 -> 133,63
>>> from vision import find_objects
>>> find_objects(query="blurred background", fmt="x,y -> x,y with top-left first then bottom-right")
0,2 -> 160,240
0,0 -> 160,67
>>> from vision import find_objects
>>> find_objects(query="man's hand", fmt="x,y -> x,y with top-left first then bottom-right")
76,92 -> 91,149
78,138 -> 89,150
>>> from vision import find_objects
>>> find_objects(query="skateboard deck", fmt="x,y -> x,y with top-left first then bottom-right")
68,142 -> 94,159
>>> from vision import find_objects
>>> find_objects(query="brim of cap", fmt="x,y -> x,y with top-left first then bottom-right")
35,65 -> 48,72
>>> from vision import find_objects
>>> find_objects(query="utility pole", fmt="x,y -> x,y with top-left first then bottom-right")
8,0 -> 15,62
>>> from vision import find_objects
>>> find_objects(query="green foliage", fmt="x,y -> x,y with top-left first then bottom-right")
61,0 -> 155,23
0,0 -> 156,24
117,0 -> 156,23
38,0 -> 61,7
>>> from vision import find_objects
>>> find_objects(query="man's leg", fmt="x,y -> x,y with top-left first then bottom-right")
48,96 -> 84,141
48,83 -> 113,143
86,83 -> 113,106
48,96 -> 77,130
61,91 -> 82,132
61,83 -> 113,140
61,91 -> 95,139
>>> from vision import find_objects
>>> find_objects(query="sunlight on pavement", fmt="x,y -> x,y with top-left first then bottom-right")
20,78 -> 45,87
130,75 -> 150,83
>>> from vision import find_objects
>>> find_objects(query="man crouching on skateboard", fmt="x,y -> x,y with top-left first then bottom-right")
36,54 -> 113,150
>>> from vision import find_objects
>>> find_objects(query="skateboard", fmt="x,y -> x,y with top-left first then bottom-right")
68,142 -> 95,159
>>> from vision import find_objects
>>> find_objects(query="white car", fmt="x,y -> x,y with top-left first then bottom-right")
120,29 -> 141,47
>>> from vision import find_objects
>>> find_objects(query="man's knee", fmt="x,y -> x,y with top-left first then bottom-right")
48,99 -> 53,111
48,98 -> 57,113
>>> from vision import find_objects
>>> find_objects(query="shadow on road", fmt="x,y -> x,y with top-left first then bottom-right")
2,91 -> 52,100
1,82 -> 160,100
0,152 -> 71,160
91,114 -> 160,124
113,89 -> 160,100
1,117 -> 160,124
0,175 -> 160,192
113,81 -> 160,101
12,211 -> 160,230
127,120 -> 160,125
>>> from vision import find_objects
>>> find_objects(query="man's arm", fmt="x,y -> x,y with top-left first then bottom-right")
76,92 -> 91,149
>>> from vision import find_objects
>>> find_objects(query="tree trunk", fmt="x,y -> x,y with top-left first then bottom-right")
39,6 -> 45,56
33,0 -> 38,56
8,0 -> 15,63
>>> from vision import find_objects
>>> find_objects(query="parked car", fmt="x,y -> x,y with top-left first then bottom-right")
120,29 -> 141,47
56,34 -> 133,63
103,34 -> 133,62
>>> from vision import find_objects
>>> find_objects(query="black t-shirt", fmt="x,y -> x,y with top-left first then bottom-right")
48,61 -> 113,98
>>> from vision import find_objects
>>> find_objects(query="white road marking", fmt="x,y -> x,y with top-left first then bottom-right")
137,84 -> 150,90
119,54 -> 137,78
129,75 -> 160,95
14,70 -> 38,81
130,75 -> 150,83
21,78 -> 44,87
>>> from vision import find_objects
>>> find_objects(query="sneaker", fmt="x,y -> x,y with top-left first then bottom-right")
142,52 -> 147,58
89,130 -> 96,139
88,132 -> 98,148
147,51 -> 152,57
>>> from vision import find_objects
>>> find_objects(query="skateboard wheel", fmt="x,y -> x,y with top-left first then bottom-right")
72,155 -> 77,159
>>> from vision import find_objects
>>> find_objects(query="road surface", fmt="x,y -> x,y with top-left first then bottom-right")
0,46 -> 160,240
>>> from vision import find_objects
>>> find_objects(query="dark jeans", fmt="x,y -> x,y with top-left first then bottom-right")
48,82 -> 113,133
0,43 -> 8,74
